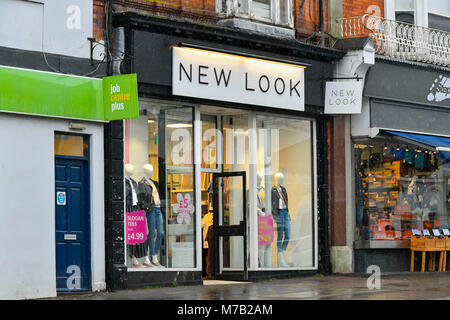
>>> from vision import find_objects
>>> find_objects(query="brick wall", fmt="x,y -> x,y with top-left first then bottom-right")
342,0 -> 384,18
93,0 -> 338,44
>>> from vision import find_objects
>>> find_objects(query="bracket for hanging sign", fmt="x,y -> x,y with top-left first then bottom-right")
321,76 -> 364,82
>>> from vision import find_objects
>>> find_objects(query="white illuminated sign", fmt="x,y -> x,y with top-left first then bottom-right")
172,47 -> 305,111
324,81 -> 363,114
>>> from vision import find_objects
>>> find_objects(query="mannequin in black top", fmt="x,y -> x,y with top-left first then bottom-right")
271,172 -> 290,267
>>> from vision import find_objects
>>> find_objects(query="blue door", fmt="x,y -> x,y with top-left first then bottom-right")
55,157 -> 91,292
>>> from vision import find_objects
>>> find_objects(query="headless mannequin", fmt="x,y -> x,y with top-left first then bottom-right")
125,163 -> 153,268
272,172 -> 290,267
257,172 -> 273,268
141,164 -> 164,267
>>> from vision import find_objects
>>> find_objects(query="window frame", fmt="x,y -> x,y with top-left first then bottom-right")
385,0 -> 450,29
216,0 -> 293,28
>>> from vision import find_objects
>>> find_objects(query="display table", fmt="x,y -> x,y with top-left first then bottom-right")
410,236 -> 448,272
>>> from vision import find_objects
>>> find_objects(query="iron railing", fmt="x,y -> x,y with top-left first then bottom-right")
337,15 -> 450,67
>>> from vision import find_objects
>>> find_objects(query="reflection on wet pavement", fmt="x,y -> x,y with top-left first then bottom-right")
52,273 -> 450,300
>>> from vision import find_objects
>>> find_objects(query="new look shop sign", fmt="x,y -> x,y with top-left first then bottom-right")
324,81 -> 363,114
172,47 -> 305,111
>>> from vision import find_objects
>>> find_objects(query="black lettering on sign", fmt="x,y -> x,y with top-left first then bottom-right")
198,65 -> 209,85
214,68 -> 232,87
259,75 -> 270,93
274,77 -> 285,95
245,72 -> 255,91
290,79 -> 301,97
179,63 -> 192,82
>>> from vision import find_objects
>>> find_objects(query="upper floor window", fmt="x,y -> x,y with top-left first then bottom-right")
217,0 -> 293,27
428,1 -> 450,32
387,0 -> 450,32
395,0 -> 415,24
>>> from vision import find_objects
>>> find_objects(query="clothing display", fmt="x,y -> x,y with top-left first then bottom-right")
138,177 -> 164,258
273,208 -> 291,252
271,185 -> 288,217
125,177 -> 149,259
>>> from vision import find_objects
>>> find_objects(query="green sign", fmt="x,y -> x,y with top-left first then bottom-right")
0,65 -> 138,122
102,74 -> 139,121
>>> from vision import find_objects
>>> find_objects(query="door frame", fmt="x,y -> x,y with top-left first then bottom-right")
54,133 -> 92,293
212,171 -> 248,281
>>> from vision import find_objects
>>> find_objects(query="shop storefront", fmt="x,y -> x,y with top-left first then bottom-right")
106,12 -> 345,288
351,59 -> 450,272
0,65 -> 136,299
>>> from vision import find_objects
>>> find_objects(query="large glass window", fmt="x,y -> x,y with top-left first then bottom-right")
354,137 -> 450,242
125,100 -> 196,269
256,115 -> 314,268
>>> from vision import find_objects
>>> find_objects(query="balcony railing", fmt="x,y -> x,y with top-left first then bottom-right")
337,15 -> 450,67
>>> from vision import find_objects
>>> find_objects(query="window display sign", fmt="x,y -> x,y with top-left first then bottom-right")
172,47 -> 305,111
173,193 -> 195,224
258,215 -> 275,246
324,81 -> 363,114
126,210 -> 147,245
102,73 -> 139,121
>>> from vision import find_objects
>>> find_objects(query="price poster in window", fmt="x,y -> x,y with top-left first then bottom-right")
126,210 -> 147,245
258,215 -> 275,245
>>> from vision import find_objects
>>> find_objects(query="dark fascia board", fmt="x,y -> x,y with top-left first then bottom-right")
112,11 -> 345,62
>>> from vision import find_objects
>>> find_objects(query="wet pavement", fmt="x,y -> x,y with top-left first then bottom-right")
51,272 -> 450,300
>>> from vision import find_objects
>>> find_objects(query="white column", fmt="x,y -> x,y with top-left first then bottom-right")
248,112 -> 258,270
194,106 -> 202,271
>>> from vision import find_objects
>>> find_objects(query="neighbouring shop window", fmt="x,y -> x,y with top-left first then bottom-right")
256,115 -> 314,268
354,138 -> 450,242
124,100 -> 196,269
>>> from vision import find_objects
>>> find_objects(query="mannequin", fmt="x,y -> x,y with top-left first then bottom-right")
256,172 -> 273,268
125,163 -> 153,268
271,172 -> 290,267
138,164 -> 165,268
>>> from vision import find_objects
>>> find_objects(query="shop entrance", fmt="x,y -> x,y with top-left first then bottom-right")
200,107 -> 249,281
54,133 -> 91,293
212,172 -> 248,281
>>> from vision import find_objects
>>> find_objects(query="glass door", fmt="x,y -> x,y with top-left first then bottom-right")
212,171 -> 248,281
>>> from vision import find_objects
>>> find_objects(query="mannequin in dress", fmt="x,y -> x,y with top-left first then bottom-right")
271,172 -> 290,267
125,163 -> 153,268
138,164 -> 165,267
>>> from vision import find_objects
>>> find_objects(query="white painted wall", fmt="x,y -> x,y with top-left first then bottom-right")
0,0 -> 95,59
0,113 -> 105,300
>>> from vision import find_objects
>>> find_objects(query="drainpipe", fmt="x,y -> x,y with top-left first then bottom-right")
319,0 -> 325,46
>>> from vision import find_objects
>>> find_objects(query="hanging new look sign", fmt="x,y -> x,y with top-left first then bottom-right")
324,80 -> 363,114
172,46 -> 306,111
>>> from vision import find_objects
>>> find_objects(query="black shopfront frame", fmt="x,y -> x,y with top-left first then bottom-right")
103,12 -> 344,290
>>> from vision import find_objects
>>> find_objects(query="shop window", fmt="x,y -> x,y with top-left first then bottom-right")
124,100 -> 196,269
354,139 -> 450,242
256,115 -> 314,268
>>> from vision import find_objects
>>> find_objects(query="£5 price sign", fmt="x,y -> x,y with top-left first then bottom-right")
126,210 -> 147,245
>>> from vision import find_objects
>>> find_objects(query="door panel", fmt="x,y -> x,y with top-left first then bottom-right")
212,171 -> 247,280
55,158 -> 90,292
